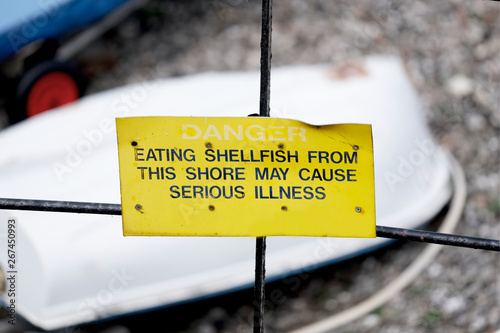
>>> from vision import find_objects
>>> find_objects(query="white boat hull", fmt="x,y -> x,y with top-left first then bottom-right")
0,55 -> 451,330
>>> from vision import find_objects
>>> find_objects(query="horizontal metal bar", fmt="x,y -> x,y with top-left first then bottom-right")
0,198 -> 121,215
0,198 -> 498,251
376,225 -> 499,251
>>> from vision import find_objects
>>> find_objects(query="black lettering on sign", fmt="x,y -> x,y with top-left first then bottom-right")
170,185 -> 245,199
185,167 -> 246,180
254,186 -> 326,200
137,167 -> 176,180
298,168 -> 353,182
204,149 -> 299,163
136,148 -> 196,162
255,167 -> 289,181
307,151 -> 357,164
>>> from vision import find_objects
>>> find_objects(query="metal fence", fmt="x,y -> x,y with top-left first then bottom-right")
1,1 -> 499,332
0,198 -> 498,252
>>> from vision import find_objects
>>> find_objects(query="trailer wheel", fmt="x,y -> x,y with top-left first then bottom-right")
8,60 -> 87,123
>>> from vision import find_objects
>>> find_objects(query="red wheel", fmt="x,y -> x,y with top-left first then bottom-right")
7,60 -> 87,124
26,71 -> 80,117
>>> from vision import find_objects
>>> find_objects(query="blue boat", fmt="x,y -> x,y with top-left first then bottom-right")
0,0 -> 141,122
0,0 -> 133,62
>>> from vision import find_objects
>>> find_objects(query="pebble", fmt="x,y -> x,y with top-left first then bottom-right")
443,296 -> 467,315
488,137 -> 499,152
427,262 -> 444,278
469,316 -> 488,333
465,113 -> 487,131
446,74 -> 474,98
362,314 -> 382,328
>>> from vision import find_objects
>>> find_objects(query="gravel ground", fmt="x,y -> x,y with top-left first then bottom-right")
1,0 -> 499,332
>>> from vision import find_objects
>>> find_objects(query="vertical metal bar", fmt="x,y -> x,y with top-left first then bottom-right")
254,236 -> 267,332
259,0 -> 273,118
254,0 -> 272,332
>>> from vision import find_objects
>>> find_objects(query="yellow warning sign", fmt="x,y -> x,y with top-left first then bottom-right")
116,117 -> 375,237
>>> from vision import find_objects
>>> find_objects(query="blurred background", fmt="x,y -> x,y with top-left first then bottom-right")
0,0 -> 498,332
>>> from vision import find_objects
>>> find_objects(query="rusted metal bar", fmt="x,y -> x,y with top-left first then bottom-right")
0,197 -> 121,215
259,0 -> 272,118
254,0 -> 273,331
376,225 -> 500,251
254,236 -> 267,333
1,198 -> 499,252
